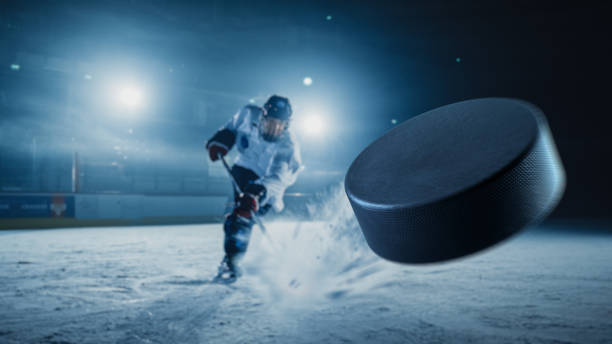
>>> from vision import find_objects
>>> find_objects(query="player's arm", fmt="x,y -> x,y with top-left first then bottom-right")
235,151 -> 299,216
205,106 -> 252,161
257,139 -> 303,210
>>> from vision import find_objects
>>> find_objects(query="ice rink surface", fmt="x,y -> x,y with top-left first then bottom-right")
1,220 -> 611,344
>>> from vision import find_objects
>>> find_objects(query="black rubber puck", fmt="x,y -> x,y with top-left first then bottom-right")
345,98 -> 565,263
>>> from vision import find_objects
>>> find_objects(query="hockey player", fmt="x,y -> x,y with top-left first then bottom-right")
206,95 -> 302,280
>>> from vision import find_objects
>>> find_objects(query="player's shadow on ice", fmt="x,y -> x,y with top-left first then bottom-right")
165,279 -> 210,286
164,279 -> 238,288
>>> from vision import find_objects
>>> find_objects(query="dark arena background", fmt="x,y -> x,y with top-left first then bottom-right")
1,1 -> 611,343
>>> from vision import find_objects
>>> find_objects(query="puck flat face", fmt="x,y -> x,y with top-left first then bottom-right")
345,98 -> 565,263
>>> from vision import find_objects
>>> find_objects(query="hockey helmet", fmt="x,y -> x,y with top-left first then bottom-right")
260,95 -> 292,142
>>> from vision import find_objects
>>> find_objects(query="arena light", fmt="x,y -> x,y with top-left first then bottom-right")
116,84 -> 144,110
297,113 -> 327,138
302,77 -> 313,86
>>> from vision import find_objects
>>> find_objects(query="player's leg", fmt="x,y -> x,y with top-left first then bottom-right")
218,164 -> 260,277
222,212 -> 254,275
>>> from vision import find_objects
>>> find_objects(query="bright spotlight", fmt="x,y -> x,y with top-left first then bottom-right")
303,77 -> 313,86
116,84 -> 144,110
298,113 -> 326,137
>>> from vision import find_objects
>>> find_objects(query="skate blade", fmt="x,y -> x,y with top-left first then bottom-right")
212,272 -> 237,284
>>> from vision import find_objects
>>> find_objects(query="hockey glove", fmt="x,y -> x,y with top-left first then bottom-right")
207,142 -> 228,162
234,183 -> 266,218
244,183 -> 266,200
235,193 -> 258,218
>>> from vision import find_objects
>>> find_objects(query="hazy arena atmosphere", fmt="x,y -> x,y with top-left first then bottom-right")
1,1 -> 611,343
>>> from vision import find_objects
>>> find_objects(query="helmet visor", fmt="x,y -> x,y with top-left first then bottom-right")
260,116 -> 287,141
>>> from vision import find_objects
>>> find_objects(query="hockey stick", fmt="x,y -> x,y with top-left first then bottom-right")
218,154 -> 268,236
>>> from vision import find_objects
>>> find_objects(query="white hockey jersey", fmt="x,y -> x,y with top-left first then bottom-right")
223,105 -> 302,212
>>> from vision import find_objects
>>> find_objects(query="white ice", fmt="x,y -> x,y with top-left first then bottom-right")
1,216 -> 611,343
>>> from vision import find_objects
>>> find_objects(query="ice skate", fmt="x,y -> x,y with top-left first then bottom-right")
213,256 -> 240,284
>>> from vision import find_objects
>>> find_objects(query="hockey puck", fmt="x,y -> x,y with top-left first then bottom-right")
345,98 -> 565,263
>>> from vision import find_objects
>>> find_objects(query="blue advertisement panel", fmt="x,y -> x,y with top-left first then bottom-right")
0,195 -> 75,218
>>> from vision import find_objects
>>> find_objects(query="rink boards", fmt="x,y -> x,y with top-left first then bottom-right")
0,193 -> 228,229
